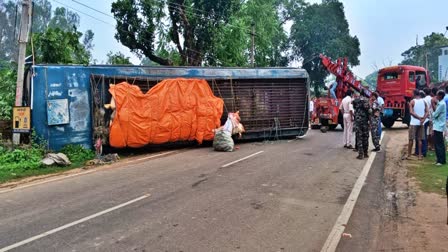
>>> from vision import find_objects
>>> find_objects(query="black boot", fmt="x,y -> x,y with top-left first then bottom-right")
356,154 -> 364,160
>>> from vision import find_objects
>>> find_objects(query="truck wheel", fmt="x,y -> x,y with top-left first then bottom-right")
382,117 -> 395,128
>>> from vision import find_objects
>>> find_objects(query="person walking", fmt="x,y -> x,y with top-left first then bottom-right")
370,92 -> 381,151
354,90 -> 371,159
407,89 -> 429,160
432,90 -> 447,165
444,86 -> 448,145
340,90 -> 354,148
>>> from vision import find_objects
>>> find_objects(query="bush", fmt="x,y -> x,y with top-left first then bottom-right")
60,144 -> 95,163
0,64 -> 17,120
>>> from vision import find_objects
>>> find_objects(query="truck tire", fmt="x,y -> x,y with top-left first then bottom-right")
382,117 -> 395,128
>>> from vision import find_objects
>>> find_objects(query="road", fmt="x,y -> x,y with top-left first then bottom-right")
0,129 -> 374,252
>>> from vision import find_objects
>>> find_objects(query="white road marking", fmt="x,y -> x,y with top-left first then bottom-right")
320,132 -> 385,252
221,151 -> 264,168
0,194 -> 151,252
0,152 -> 176,194
135,151 -> 175,161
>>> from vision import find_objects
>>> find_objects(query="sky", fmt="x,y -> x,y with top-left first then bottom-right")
50,0 -> 448,78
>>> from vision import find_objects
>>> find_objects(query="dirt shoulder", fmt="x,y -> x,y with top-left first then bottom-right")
337,128 -> 448,251
376,129 -> 448,251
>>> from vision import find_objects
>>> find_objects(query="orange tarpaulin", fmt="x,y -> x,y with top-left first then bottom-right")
108,79 -> 224,148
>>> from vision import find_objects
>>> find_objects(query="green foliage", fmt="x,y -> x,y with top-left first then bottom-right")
111,0 -> 241,66
60,144 -> 95,163
401,32 -> 448,82
106,51 -> 132,65
289,0 -> 361,94
0,64 -> 16,120
210,0 -> 288,67
0,147 -> 44,172
32,27 -> 91,64
364,71 -> 378,91
408,151 -> 448,195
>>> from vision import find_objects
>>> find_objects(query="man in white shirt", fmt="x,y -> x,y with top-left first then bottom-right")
340,90 -> 354,148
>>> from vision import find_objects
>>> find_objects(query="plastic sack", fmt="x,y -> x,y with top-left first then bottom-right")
213,130 -> 234,152
108,79 -> 224,148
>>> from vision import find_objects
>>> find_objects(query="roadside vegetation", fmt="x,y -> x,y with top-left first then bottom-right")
408,151 -> 448,195
0,133 -> 94,184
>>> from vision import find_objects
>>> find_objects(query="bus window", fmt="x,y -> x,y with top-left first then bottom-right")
384,72 -> 399,80
416,71 -> 427,88
409,71 -> 415,82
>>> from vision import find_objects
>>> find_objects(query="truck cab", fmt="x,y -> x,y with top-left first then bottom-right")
377,65 -> 430,128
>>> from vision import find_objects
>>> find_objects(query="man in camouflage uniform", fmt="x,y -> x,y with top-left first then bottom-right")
370,92 -> 381,151
353,90 -> 371,159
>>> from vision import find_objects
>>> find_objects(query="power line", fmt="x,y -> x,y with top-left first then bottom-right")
71,0 -> 115,19
50,0 -> 112,26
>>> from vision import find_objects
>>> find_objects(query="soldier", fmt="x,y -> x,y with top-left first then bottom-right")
353,90 -> 371,159
370,92 -> 381,151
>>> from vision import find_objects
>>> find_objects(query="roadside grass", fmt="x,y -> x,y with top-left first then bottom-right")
408,151 -> 448,195
0,143 -> 95,184
0,162 -> 85,184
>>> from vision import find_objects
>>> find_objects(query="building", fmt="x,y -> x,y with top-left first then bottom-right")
438,46 -> 448,82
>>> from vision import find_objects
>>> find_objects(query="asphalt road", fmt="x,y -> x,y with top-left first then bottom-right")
0,129 -> 371,252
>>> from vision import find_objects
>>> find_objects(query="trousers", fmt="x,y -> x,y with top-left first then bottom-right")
343,114 -> 353,146
434,130 -> 446,164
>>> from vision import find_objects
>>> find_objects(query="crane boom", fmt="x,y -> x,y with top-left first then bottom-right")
319,54 -> 371,97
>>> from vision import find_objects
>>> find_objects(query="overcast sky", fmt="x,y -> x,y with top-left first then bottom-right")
51,0 -> 448,78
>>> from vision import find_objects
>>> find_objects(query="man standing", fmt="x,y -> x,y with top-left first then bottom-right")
407,89 -> 429,160
370,93 -> 381,151
414,88 -> 432,156
376,92 -> 384,137
340,90 -> 354,148
432,90 -> 447,165
354,90 -> 371,159
444,86 -> 448,144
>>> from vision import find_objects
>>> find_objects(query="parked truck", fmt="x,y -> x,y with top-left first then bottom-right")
376,65 -> 430,128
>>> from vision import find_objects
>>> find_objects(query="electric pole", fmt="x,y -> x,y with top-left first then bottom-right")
13,0 -> 32,144
250,22 -> 255,67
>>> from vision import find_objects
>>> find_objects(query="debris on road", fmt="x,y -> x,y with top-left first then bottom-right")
342,233 -> 352,238
41,153 -> 71,166
85,153 -> 120,166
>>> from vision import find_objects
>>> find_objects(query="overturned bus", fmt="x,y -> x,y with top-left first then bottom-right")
28,66 -> 310,150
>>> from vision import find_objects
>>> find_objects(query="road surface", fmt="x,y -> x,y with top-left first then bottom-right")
0,129 -> 374,252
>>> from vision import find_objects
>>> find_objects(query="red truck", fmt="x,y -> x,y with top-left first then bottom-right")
311,55 -> 372,130
377,65 -> 430,128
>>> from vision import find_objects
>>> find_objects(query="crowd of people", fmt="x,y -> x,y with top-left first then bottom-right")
339,89 -> 383,160
404,87 -> 447,165
311,84 -> 448,164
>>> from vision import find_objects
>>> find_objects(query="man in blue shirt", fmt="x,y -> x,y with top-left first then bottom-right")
433,90 -> 447,165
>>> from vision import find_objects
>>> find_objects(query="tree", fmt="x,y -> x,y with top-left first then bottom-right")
0,0 -> 20,62
401,32 -> 448,82
106,51 -> 132,65
111,0 -> 240,66
48,7 -> 79,31
32,27 -> 90,64
289,1 -> 360,95
209,0 -> 288,67
364,71 -> 378,90
0,62 -> 16,120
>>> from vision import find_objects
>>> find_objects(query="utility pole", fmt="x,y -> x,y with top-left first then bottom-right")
250,22 -> 255,67
13,0 -> 32,144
